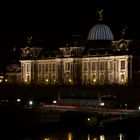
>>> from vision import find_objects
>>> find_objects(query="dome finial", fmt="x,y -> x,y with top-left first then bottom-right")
97,9 -> 103,21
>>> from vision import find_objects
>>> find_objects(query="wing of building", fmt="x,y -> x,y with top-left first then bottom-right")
5,22 -> 140,86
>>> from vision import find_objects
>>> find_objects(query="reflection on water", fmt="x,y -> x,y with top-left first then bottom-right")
87,134 -> 90,140
119,133 -> 123,140
4,129 -> 140,140
2,126 -> 140,140
100,135 -> 105,140
23,132 -> 130,140
68,132 -> 72,140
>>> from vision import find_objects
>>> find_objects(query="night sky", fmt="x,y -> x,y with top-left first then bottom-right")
0,1 -> 139,68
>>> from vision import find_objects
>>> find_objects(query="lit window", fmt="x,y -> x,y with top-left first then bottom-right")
27,64 -> 30,72
51,63 -> 56,71
38,64 -> 42,72
84,62 -> 87,71
65,62 -> 70,71
92,62 -> 96,70
53,75 -> 56,82
100,75 -> 104,84
110,61 -> 113,70
45,64 -> 48,71
121,61 -> 125,70
100,62 -> 104,70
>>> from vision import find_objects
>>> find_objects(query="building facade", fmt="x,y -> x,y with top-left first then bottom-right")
18,23 -> 133,86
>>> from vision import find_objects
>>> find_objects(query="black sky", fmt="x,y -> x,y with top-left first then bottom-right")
0,0 -> 139,66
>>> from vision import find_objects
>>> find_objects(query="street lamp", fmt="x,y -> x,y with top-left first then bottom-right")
100,102 -> 105,107
17,98 -> 21,102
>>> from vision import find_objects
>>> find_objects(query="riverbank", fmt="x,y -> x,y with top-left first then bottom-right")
0,84 -> 140,103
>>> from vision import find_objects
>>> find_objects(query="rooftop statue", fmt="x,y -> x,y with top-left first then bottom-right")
27,36 -> 32,46
97,9 -> 103,21
121,26 -> 128,37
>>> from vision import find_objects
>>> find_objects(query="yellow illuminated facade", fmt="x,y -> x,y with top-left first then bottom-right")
20,45 -> 132,85
19,22 -> 134,86
5,20 -> 137,86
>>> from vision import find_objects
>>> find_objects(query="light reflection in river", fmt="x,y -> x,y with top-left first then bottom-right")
68,132 -> 72,140
87,134 -> 90,140
100,134 -> 105,140
39,132 -> 128,140
119,133 -> 123,140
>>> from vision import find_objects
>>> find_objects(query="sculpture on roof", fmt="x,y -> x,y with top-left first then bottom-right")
97,9 -> 103,21
121,25 -> 128,38
27,36 -> 32,46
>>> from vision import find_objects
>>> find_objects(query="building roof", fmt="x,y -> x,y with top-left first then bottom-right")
87,24 -> 114,41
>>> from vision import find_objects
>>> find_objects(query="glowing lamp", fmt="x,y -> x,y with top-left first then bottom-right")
44,138 -> 50,140
87,118 -> 91,121
29,100 -> 33,105
93,79 -> 96,83
17,98 -> 21,102
53,100 -> 57,104
69,79 -> 72,82
100,102 -> 105,106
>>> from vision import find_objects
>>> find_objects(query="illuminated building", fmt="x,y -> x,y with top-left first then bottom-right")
6,10 -> 140,86
6,64 -> 21,84
19,22 -> 133,86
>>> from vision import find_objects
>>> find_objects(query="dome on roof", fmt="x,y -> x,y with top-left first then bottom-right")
87,24 -> 114,41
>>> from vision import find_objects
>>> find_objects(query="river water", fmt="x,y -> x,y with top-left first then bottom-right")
2,123 -> 140,140
1,105 -> 140,139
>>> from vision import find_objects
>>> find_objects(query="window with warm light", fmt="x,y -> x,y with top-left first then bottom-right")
92,62 -> 96,70
121,60 -> 125,70
38,64 -> 42,72
45,64 -> 48,71
100,62 -> 104,70
109,61 -> 113,70
52,63 -> 56,71
27,64 -> 30,72
84,62 -> 88,71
